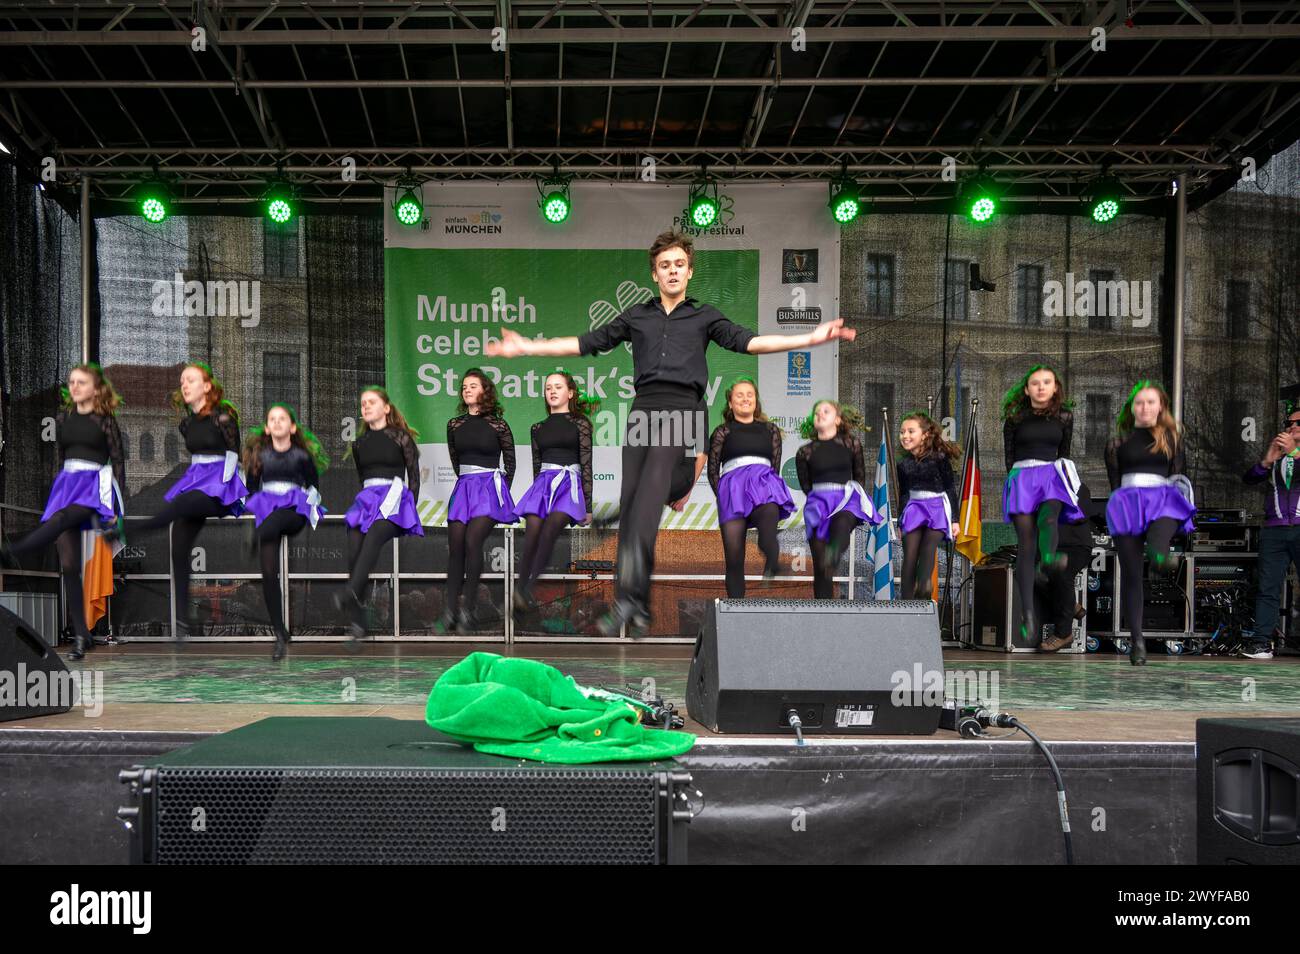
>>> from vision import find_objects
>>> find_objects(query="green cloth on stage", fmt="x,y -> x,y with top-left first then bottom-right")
425,652 -> 696,764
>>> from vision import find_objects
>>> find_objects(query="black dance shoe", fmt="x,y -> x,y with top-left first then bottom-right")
271,627 -> 290,662
456,608 -> 479,633
68,633 -> 91,661
1129,636 -> 1147,666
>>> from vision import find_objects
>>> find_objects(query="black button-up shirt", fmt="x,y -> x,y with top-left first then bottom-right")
576,296 -> 756,398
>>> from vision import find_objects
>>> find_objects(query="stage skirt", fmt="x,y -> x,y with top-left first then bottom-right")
41,458 -> 125,525
803,480 -> 881,541
1002,457 -> 1086,523
513,464 -> 587,524
899,490 -> 955,540
344,477 -> 424,536
716,457 -> 795,525
1105,473 -> 1196,537
448,465 -> 516,525
164,451 -> 248,515
245,482 -> 325,529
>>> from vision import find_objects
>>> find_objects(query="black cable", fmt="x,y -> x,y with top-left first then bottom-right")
1008,715 -> 1074,865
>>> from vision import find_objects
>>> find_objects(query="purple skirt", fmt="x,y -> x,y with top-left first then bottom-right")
1002,462 -> 1086,523
164,459 -> 248,515
245,487 -> 325,528
41,467 -> 121,524
1106,485 -> 1196,537
344,483 -> 424,536
448,471 -> 517,525
513,470 -> 587,525
900,496 -> 954,540
717,464 -> 795,525
804,483 -> 881,541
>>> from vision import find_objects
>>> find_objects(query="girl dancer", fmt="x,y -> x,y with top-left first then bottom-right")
337,387 -> 423,646
125,362 -> 247,637
707,377 -> 793,597
242,404 -> 327,661
896,411 -> 961,600
512,371 -> 594,616
1,364 -> 125,659
1104,382 -> 1195,666
1001,364 -> 1084,642
443,369 -> 516,632
795,399 -> 881,599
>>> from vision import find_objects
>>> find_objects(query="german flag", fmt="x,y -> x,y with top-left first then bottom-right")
955,417 -> 983,566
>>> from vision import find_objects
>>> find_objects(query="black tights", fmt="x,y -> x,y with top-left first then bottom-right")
256,510 -> 307,632
518,511 -> 573,596
1114,518 -> 1181,644
901,528 -> 947,600
8,505 -> 97,641
720,504 -> 781,598
1011,501 -> 1063,624
345,519 -> 403,606
132,491 -> 229,624
447,516 -> 496,612
810,512 -> 859,599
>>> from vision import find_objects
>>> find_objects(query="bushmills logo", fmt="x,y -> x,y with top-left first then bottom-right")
776,306 -> 823,325
150,272 -> 260,327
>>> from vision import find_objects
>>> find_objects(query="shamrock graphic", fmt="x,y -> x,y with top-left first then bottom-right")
588,280 -> 654,353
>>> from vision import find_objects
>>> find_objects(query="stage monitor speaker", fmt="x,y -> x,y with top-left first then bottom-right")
1197,718 -> 1300,865
0,604 -> 73,723
686,598 -> 943,735
119,717 -> 691,864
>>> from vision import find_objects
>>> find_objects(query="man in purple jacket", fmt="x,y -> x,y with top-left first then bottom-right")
1241,411 -> 1300,658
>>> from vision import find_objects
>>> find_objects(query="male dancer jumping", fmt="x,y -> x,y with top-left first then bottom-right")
487,229 -> 854,635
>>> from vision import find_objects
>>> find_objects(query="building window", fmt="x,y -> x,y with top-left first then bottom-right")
139,432 -> 154,462
264,352 -> 302,411
1221,399 -> 1252,471
264,219 -> 299,278
865,254 -> 895,317
120,431 -> 130,460
945,259 -> 970,321
862,382 -> 896,424
164,432 -> 180,463
1016,265 -> 1043,325
1088,269 -> 1115,330
1085,394 -> 1112,454
1227,280 -> 1251,339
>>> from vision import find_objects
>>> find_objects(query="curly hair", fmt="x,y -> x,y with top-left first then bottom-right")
799,398 -> 867,440
243,403 -> 329,476
899,410 -> 961,460
456,368 -> 504,418
61,362 -> 123,417
171,361 -> 239,424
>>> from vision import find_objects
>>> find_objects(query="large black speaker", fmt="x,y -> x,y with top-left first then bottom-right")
686,598 -> 943,735
1197,718 -> 1300,864
118,717 -> 692,864
0,604 -> 73,722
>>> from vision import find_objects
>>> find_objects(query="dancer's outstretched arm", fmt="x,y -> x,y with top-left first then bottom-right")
746,318 -> 856,355
486,328 -> 581,358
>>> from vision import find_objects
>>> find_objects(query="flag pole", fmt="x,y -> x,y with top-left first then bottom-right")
881,406 -> 895,521
942,395 -> 980,639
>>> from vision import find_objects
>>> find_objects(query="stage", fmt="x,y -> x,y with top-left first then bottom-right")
2,642 -> 1296,864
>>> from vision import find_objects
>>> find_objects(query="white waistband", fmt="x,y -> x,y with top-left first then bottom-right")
720,456 -> 771,477
908,490 -> 947,500
260,481 -> 304,495
1012,458 -> 1060,469
540,463 -> 581,474
1121,473 -> 1172,488
460,464 -> 502,476
363,477 -> 402,488
190,454 -> 227,464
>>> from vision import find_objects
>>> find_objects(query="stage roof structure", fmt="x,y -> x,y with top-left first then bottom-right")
1,0 -> 1298,212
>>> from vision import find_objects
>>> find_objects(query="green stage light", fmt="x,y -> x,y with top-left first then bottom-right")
138,182 -> 170,223
828,178 -> 862,224
263,180 -> 296,225
688,180 -> 720,229
266,197 -> 293,224
542,190 -> 570,223
1087,178 -> 1123,224
969,194 -> 996,223
536,176 -> 572,224
394,187 -> 423,226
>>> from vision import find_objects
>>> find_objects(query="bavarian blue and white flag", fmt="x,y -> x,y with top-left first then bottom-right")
871,433 -> 896,600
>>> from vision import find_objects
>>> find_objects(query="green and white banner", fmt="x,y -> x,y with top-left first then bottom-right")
383,182 -> 839,528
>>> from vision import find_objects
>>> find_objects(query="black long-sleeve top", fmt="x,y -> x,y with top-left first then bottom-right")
447,413 -> 516,486
56,408 -> 126,494
1104,428 -> 1184,492
576,297 -> 756,399
897,452 -> 958,513
180,409 -> 241,456
795,433 -> 867,492
350,426 -> 421,500
246,445 -> 320,495
707,419 -> 783,495
530,412 -> 593,507
1002,409 -> 1074,471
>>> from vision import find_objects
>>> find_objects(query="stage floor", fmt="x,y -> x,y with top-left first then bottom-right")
7,641 -> 1298,742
